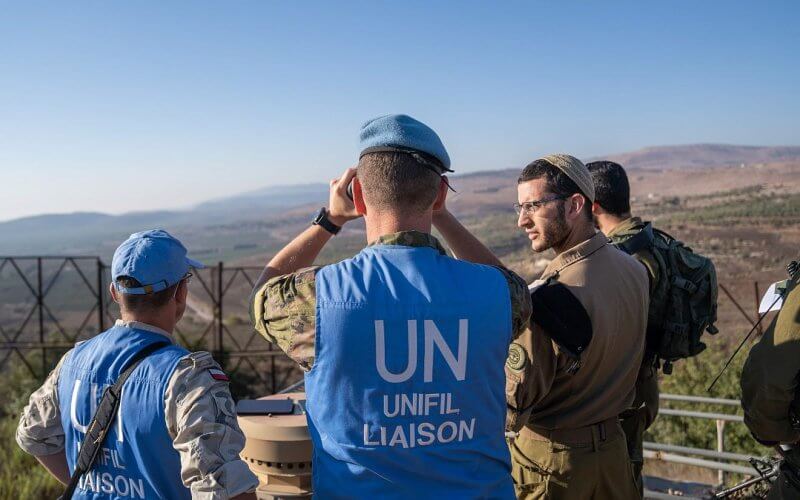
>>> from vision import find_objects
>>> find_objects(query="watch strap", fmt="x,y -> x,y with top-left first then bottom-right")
313,208 -> 341,235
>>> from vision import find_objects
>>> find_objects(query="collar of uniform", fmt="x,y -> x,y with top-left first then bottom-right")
606,216 -> 644,239
543,232 -> 607,277
114,319 -> 175,343
368,230 -> 447,255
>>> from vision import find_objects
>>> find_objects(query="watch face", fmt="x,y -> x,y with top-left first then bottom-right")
312,208 -> 325,223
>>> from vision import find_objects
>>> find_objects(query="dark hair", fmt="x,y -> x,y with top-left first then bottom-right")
585,161 -> 631,217
518,159 -> 592,219
115,276 -> 178,312
357,152 -> 441,213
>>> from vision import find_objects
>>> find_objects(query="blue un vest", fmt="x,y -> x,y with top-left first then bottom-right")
57,325 -> 189,499
305,242 -> 515,499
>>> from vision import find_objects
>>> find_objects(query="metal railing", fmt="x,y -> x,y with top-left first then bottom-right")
644,392 -> 759,496
0,256 -> 301,396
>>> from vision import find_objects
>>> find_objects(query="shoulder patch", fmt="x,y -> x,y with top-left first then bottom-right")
507,342 -> 527,371
208,368 -> 230,382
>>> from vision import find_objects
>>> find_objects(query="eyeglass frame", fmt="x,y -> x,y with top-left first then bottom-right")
513,195 -> 568,216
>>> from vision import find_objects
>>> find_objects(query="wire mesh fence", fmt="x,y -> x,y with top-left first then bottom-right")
0,255 -> 773,398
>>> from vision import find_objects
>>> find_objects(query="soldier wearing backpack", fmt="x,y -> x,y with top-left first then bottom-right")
587,161 -> 719,495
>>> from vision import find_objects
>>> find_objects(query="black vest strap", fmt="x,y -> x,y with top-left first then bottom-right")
59,341 -> 170,500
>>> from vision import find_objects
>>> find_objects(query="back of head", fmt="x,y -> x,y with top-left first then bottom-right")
585,161 -> 631,217
358,152 -> 441,214
115,276 -> 180,314
111,229 -> 204,320
357,114 -> 451,215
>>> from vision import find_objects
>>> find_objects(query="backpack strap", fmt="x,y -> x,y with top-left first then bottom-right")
59,341 -> 170,500
614,222 -> 656,255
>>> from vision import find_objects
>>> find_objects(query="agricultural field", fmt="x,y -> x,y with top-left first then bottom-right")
1,145 -> 799,496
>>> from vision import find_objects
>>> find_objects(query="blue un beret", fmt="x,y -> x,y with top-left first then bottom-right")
359,114 -> 452,173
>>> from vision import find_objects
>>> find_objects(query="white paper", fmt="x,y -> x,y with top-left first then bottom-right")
759,281 -> 786,314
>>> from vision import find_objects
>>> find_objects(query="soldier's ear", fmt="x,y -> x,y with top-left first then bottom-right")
431,176 -> 448,211
591,201 -> 602,216
353,178 -> 367,215
109,283 -> 120,304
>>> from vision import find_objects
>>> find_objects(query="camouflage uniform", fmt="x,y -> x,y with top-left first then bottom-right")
16,320 -> 258,498
251,230 -> 532,371
742,278 -> 800,499
507,232 -> 648,499
607,216 -> 661,495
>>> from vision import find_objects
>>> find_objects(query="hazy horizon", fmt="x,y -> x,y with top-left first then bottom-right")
2,1 -> 798,221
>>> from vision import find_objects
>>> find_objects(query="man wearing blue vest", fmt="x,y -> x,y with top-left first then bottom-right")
17,230 -> 258,499
251,114 -> 531,499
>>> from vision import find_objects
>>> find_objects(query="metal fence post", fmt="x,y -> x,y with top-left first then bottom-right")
217,261 -> 224,365
97,258 -> 105,333
716,419 -> 726,486
37,257 -> 45,379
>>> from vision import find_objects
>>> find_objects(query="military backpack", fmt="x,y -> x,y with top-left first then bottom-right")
612,222 -> 719,374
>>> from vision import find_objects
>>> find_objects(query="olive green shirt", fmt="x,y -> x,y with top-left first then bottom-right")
606,216 -> 660,295
506,232 -> 649,432
251,230 -> 532,371
741,278 -> 800,444
606,217 -> 661,428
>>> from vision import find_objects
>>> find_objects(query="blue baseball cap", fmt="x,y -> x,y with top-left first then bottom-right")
359,114 -> 453,173
111,229 -> 204,295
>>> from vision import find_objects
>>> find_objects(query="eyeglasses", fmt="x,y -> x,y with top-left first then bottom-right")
513,195 -> 567,216
171,273 -> 193,299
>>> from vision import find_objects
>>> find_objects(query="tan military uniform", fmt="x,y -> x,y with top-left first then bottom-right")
16,320 -> 258,498
251,230 -> 532,371
742,277 -> 800,499
507,232 -> 648,499
607,216 -> 661,495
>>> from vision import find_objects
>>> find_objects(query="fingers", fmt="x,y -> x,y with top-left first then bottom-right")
330,167 -> 357,195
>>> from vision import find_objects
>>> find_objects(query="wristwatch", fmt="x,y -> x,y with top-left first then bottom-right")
312,207 -> 341,235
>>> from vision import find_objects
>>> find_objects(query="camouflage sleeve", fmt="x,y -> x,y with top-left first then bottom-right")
165,352 -> 259,499
633,249 -> 660,295
491,266 -> 533,340
505,323 -> 559,432
250,267 -> 319,371
741,280 -> 800,445
15,350 -> 71,456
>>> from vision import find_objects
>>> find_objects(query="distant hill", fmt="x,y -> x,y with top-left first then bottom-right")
595,144 -> 800,170
1,144 -> 798,256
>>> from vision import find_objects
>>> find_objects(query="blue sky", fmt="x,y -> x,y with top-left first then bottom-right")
1,1 -> 797,221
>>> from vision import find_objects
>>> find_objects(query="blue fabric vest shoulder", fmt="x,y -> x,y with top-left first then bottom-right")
57,325 -> 189,499
305,243 -> 515,499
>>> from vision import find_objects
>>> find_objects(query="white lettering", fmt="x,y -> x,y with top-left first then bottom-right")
424,393 -> 438,415
388,426 -> 409,448
101,472 -> 115,494
417,423 -> 435,446
459,418 -> 476,440
375,320 -> 417,383
364,424 -> 381,446
437,421 -> 458,443
362,419 -> 476,447
423,319 -> 468,382
383,395 -> 400,418
70,380 -> 97,433
401,393 -> 416,415
129,478 -> 145,499
114,475 -> 129,496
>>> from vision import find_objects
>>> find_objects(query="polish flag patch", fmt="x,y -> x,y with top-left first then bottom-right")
208,368 -> 230,382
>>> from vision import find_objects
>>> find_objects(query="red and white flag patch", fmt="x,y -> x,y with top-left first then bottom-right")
208,368 -> 230,382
